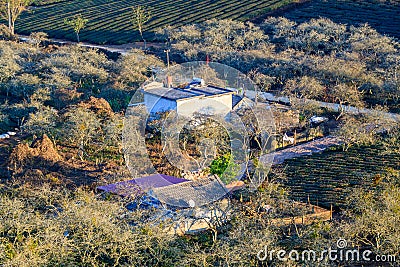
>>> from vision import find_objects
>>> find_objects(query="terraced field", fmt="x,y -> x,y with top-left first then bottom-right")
275,0 -> 400,39
279,146 -> 400,209
13,0 -> 294,44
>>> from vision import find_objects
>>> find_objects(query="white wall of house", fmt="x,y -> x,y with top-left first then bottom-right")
177,94 -> 232,116
144,92 -> 233,116
144,93 -> 177,114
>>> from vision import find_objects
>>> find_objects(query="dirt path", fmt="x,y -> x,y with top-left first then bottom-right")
246,91 -> 400,122
19,35 -> 165,55
269,136 -> 342,165
251,136 -> 343,168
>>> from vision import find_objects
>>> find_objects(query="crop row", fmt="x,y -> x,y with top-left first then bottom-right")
11,0 -> 292,43
12,0 -> 294,44
278,146 -> 400,208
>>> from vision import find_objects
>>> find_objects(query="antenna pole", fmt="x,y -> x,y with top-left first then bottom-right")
164,49 -> 170,71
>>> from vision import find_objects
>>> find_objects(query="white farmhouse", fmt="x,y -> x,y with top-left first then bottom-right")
142,80 -> 243,116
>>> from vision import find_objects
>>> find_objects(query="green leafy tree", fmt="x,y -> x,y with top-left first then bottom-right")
210,154 -> 240,184
64,14 -> 88,42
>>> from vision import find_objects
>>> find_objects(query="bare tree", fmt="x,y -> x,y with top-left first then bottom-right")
331,83 -> 364,120
0,0 -> 31,35
63,107 -> 101,160
335,108 -> 397,151
29,31 -> 47,48
131,5 -> 151,49
341,169 -> 400,257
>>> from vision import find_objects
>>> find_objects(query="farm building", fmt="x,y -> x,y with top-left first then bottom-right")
97,174 -> 241,235
151,175 -> 229,208
97,174 -> 231,209
142,79 -> 243,116
97,174 -> 189,198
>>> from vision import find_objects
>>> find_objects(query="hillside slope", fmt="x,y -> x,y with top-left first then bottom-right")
274,0 -> 400,40
13,0 -> 294,44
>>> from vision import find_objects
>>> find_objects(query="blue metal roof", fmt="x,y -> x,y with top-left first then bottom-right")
143,85 -> 235,101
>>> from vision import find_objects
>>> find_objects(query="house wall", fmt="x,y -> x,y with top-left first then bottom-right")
177,94 -> 233,116
144,93 -> 177,114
